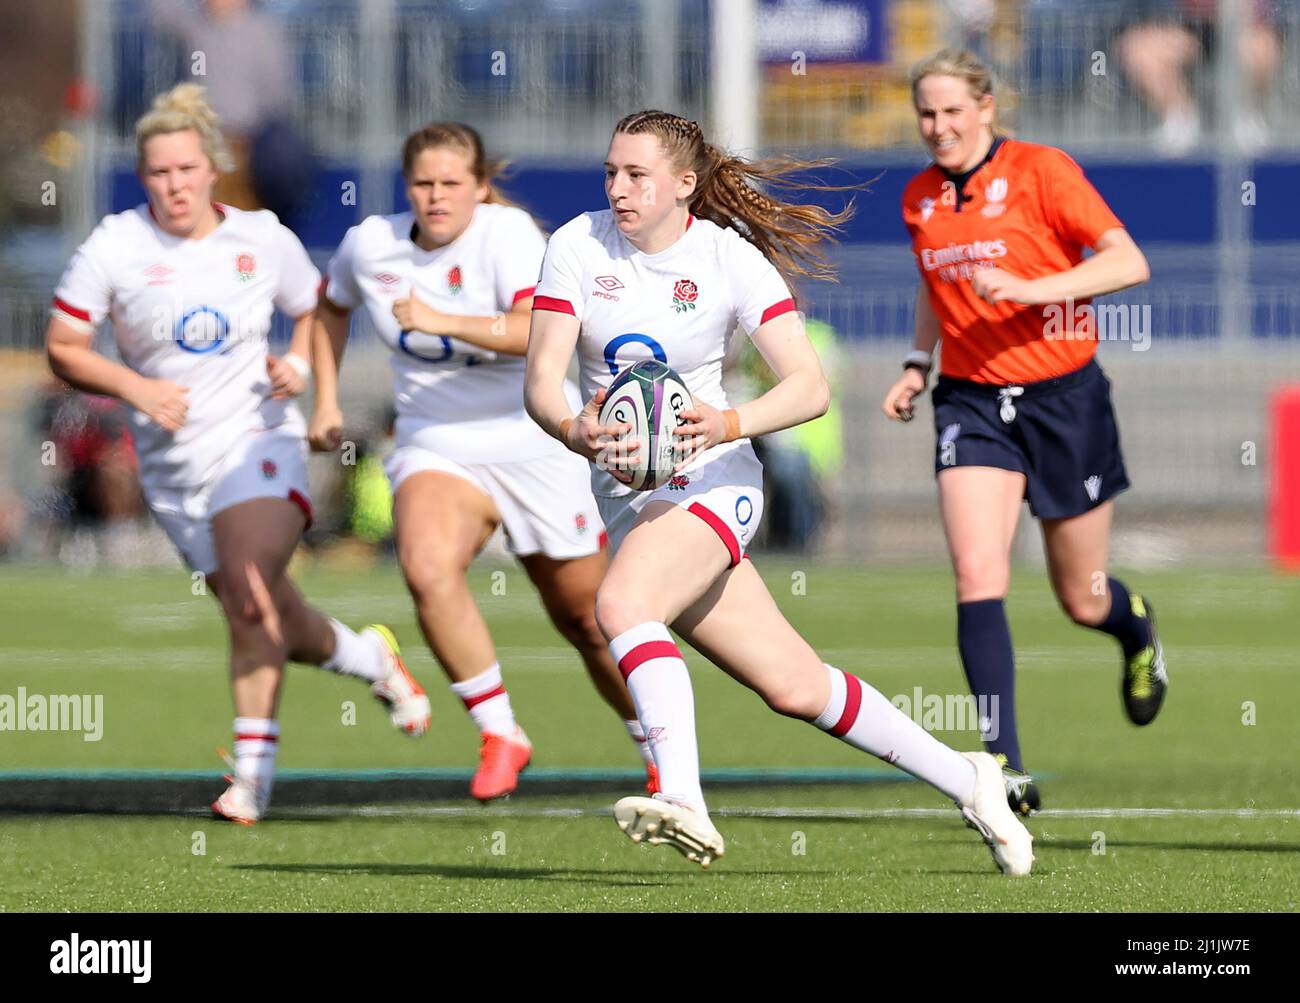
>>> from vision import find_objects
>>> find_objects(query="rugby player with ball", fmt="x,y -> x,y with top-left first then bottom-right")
524,109 -> 1034,874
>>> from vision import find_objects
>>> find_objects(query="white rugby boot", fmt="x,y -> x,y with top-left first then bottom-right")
958,751 -> 1035,876
364,625 -> 432,736
211,775 -> 264,826
614,794 -> 726,869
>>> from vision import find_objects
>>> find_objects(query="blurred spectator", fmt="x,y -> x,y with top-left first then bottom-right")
343,409 -> 396,551
148,0 -> 313,226
737,318 -> 844,553
0,1 -> 78,232
307,407 -> 396,565
1116,0 -> 1281,156
0,489 -> 26,560
945,0 -> 998,55
30,382 -> 148,566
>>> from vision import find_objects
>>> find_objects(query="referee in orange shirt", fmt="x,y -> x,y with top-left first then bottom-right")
882,49 -> 1168,815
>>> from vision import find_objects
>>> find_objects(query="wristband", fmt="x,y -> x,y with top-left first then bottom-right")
559,417 -> 574,443
722,408 -> 742,443
283,352 -> 312,382
903,350 -> 933,378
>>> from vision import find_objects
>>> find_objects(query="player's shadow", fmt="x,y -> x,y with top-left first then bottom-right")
1036,837 -> 1300,855
233,862 -> 833,886
929,835 -> 1300,854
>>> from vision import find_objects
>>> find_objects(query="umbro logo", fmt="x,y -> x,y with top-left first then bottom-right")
1084,475 -> 1102,501
143,263 -> 174,285
593,275 -> 623,301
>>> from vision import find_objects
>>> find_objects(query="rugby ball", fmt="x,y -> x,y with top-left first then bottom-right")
598,360 -> 693,491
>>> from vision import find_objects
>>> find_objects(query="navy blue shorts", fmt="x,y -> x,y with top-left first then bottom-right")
930,358 -> 1130,520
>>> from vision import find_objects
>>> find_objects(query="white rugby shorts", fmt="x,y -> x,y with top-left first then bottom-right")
596,442 -> 764,566
386,443 -> 604,560
143,425 -> 312,575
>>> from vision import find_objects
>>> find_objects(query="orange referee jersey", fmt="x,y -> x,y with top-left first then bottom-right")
902,138 -> 1124,385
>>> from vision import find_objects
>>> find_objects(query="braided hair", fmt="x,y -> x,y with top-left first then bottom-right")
612,110 -> 859,288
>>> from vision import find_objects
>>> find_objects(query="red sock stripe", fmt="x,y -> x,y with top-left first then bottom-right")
617,640 -> 682,680
234,733 -> 278,743
828,672 -> 862,738
463,684 -> 507,709
687,502 -> 741,567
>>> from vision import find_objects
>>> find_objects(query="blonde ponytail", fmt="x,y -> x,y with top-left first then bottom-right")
135,83 -> 234,172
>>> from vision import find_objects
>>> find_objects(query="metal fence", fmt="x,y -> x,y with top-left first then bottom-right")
100,0 -> 711,161
90,0 -> 1300,158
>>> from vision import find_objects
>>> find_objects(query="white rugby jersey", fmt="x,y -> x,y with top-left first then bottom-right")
325,202 -> 558,463
52,204 -> 319,489
533,210 -> 795,494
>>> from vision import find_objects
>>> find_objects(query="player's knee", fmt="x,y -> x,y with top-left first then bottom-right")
1058,589 -> 1106,627
952,553 -> 1008,601
551,601 -> 604,653
593,585 -> 650,641
220,589 -> 285,656
761,679 -> 823,721
400,548 -> 465,606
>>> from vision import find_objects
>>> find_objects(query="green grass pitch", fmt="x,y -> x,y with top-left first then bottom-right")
0,560 -> 1296,911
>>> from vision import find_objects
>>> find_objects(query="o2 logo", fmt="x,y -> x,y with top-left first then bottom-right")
603,332 -> 667,376
398,330 -> 482,366
174,305 -> 230,354
735,495 -> 754,526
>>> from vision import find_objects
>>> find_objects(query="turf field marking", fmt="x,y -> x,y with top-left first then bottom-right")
0,766 -> 908,782
1,645 -> 1294,674
248,806 -> 1300,821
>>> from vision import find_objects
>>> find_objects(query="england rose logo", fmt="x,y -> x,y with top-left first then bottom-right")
235,253 -> 256,282
448,265 -> 463,295
672,278 -> 698,313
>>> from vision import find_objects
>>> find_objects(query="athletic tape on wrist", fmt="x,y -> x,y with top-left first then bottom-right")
723,408 -> 742,442
283,352 -> 311,382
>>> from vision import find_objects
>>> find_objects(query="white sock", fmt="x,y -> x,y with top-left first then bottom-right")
232,717 -> 279,804
624,718 -> 655,766
449,663 -> 516,736
812,664 -> 977,804
609,622 -> 705,812
321,620 -> 386,683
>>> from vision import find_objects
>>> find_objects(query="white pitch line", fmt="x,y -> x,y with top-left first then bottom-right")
225,805 -> 1300,821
